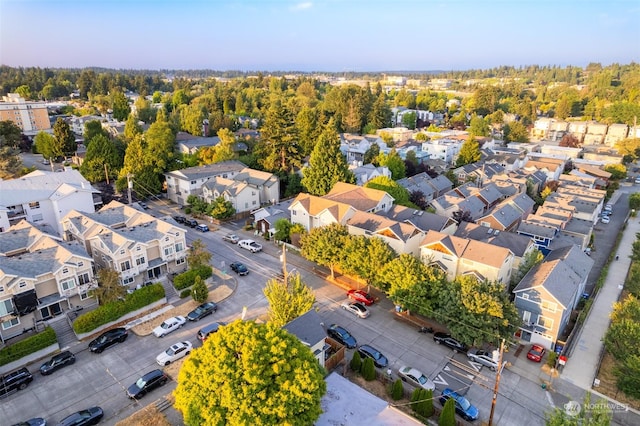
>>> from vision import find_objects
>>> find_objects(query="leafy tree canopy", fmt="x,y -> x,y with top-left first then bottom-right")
365,175 -> 412,207
263,273 -> 316,327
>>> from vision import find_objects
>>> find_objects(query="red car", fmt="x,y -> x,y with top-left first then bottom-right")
347,289 -> 374,306
527,344 -> 546,362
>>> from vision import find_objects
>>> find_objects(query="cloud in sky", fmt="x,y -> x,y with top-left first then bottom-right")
291,2 -> 312,11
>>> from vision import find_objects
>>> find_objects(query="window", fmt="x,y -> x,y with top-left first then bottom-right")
537,316 -> 554,330
165,237 -> 170,242
291,210 -> 297,216
541,301 -> 557,313
2,317 -> 19,330
120,249 -> 125,255
78,273 -> 90,285
135,257 -> 146,266
164,247 -> 174,256
28,201 -> 40,209
32,213 -> 44,222
79,291 -> 90,300
18,281 -> 27,288
61,278 -> 76,291
175,242 -> 184,252
0,285 -> 3,293
122,277 -> 134,285
136,246 -> 141,251
522,310 -> 531,324
0,299 -> 13,316
520,293 -> 529,300
62,267 -> 69,274
120,260 -> 131,271
176,257 -> 186,265
78,261 -> 84,267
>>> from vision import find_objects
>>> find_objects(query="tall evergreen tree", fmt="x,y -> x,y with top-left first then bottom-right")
259,98 -> 301,173
111,89 -> 131,121
302,122 -> 355,195
79,134 -> 121,182
53,118 -> 77,156
455,135 -> 481,166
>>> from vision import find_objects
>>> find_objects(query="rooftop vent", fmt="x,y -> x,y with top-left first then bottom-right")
494,230 -> 500,235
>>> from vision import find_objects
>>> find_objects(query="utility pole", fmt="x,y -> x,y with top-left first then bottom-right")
127,173 -> 133,205
489,339 -> 505,426
104,163 -> 110,185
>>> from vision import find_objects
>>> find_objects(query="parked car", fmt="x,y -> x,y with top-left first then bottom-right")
341,301 -> 370,319
527,344 -> 546,362
11,418 -> 46,426
56,406 -> 103,426
172,215 -> 186,224
326,324 -> 357,349
601,215 -> 611,224
398,365 -> 435,391
156,341 -> 193,366
39,351 -> 76,375
222,234 -> 240,243
0,367 -> 33,397
238,239 -> 262,252
186,219 -> 198,228
89,327 -> 128,353
187,301 -> 218,321
230,262 -> 249,276
153,316 -> 186,337
467,348 -> 500,371
347,289 -> 374,306
138,202 -> 149,210
604,203 -> 613,212
357,344 -> 389,368
126,369 -> 169,399
439,388 -> 479,421
635,176 -> 640,185
433,332 -> 467,352
195,224 -> 209,232
197,321 -> 227,342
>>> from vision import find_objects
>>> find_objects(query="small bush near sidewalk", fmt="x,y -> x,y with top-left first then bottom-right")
361,357 -> 376,381
391,379 -> 404,400
73,284 -> 165,333
0,326 -> 57,366
173,265 -> 213,290
350,351 -> 362,373
180,289 -> 191,298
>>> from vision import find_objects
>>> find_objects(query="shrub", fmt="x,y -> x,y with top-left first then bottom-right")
0,326 -> 57,366
173,265 -> 213,290
439,397 -> 456,426
180,289 -> 192,298
73,284 -> 165,333
361,357 -> 376,381
191,276 -> 208,303
350,351 -> 362,373
546,351 -> 558,368
411,389 -> 434,418
391,378 -> 404,400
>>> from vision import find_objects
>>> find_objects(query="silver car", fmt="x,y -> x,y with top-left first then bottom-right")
467,348 -> 500,371
341,301 -> 370,319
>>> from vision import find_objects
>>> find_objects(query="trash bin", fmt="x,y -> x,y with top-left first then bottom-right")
541,383 -> 547,390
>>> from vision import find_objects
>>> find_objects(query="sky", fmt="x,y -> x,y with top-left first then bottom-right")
1,0 -> 639,72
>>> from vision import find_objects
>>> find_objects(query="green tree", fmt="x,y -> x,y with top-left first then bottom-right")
300,223 -> 349,279
111,89 -> 131,121
296,106 -> 322,156
365,176 -> 412,206
439,397 -> 456,426
191,275 -> 209,303
302,122 -> 355,196
0,120 -> 23,178
258,98 -> 301,173
174,320 -> 326,426
92,268 -> 127,305
469,115 -> 490,137
187,239 -> 212,269
83,120 -> 108,146
341,235 -> 396,288
15,84 -> 31,100
350,351 -> 362,373
273,218 -> 292,242
144,119 -> 175,173
604,164 -> 626,180
456,135 -> 482,166
53,118 -> 77,156
209,196 -> 235,219
391,379 -> 404,400
363,143 -> 380,165
615,354 -> 640,399
603,295 -> 640,361
377,149 -> 406,180
368,93 -> 392,131
79,134 -> 122,182
361,357 -> 376,381
503,121 -> 529,143
511,248 -> 544,289
263,272 -> 316,328
401,111 -> 417,130
200,128 -> 236,164
124,115 -> 143,142
629,193 -> 640,211
381,254 -> 444,313
0,120 -> 23,147
34,131 -> 62,161
545,392 -> 612,425
411,388 -> 434,418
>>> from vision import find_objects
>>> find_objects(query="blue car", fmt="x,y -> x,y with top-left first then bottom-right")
327,324 -> 357,349
439,388 -> 479,421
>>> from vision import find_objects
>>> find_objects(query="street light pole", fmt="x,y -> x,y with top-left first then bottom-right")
489,339 -> 505,426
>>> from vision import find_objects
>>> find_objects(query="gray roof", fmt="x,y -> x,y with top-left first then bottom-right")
0,240 -> 91,280
544,244 -> 593,283
282,309 -> 327,348
165,160 -> 247,181
396,173 -> 437,198
178,136 -> 220,149
347,210 -> 421,242
455,222 -> 533,257
475,183 -> 503,205
481,203 -> 522,227
513,257 -> 581,309
377,205 -> 453,232
508,193 -> 535,213
429,174 -> 454,192
517,220 -> 558,239
0,169 -> 99,206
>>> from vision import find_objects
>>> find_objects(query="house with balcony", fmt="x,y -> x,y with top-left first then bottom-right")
420,230 -> 514,286
0,221 -> 96,342
584,122 -> 608,145
0,169 -> 101,237
61,201 -> 188,289
513,245 -> 593,350
604,123 -> 629,146
201,168 -> 280,213
421,138 -> 462,165
346,210 -> 423,257
164,160 -> 248,206
568,122 -> 588,144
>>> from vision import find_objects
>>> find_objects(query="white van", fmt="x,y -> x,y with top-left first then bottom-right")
238,239 -> 262,253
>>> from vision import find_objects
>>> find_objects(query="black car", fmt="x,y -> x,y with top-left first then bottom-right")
39,350 -> 76,375
127,369 -> 169,399
187,301 -> 218,321
186,219 -> 198,228
230,262 -> 249,276
172,215 -> 186,224
0,367 -> 33,397
357,344 -> 389,368
89,327 -> 128,353
11,418 -> 46,426
433,332 -> 467,352
57,406 -> 103,426
327,324 -> 357,349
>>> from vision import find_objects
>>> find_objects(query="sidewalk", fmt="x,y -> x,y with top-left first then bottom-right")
561,196 -> 634,389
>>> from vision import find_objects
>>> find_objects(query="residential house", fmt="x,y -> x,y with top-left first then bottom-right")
0,169 -> 101,236
484,152 -> 526,172
581,147 -> 624,164
490,175 -> 528,197
61,201 -> 188,289
559,173 -> 597,189
420,230 -> 514,285
176,135 -> 220,155
517,216 -> 564,254
430,192 -> 485,222
421,138 -> 462,165
513,245 -> 593,350
583,122 -> 608,145
251,199 -> 294,237
396,172 -> 452,203
346,210 -> 424,257
201,168 -> 280,213
539,145 -> 582,160
164,160 -> 247,206
283,309 -> 329,368
377,205 -> 458,235
548,120 -> 570,142
349,164 -> 391,186
604,123 -> 629,146
0,94 -> 51,136
574,165 -> 611,186
324,182 -> 394,214
477,203 -> 524,232
339,134 -> 387,164
68,115 -> 103,136
523,156 -> 566,182
508,169 -> 547,195
531,118 -> 554,140
0,221 -> 96,342
289,194 -> 357,232
568,122 -> 588,143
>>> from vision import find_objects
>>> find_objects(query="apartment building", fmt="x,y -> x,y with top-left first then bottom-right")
0,94 -> 51,136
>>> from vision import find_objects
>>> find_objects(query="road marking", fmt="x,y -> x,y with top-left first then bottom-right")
467,360 -> 483,372
432,374 -> 448,386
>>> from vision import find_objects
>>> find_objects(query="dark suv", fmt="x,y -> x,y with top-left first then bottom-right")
127,369 -> 169,399
0,367 -> 33,397
89,327 -> 128,353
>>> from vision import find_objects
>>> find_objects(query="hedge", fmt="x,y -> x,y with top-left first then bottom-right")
180,289 -> 192,298
0,326 -> 57,366
173,265 -> 213,290
73,284 -> 165,334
